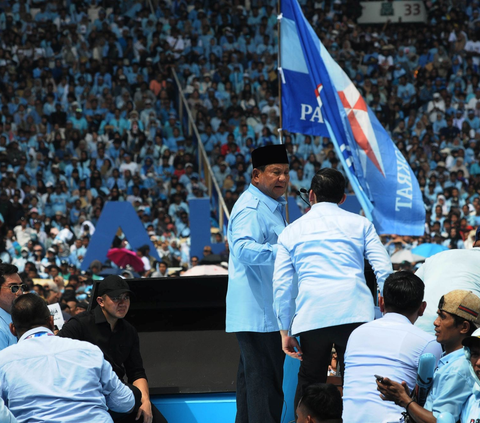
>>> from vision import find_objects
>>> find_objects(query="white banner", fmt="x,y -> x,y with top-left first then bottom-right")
48,303 -> 65,330
358,1 -> 427,24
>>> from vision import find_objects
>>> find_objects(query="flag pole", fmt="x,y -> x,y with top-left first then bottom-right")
277,0 -> 290,223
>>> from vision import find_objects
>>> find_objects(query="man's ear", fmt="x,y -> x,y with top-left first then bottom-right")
379,295 -> 385,313
308,189 -> 316,204
9,323 -> 17,338
96,296 -> 104,307
418,301 -> 427,317
47,315 -> 55,331
338,193 -> 347,205
461,320 -> 472,335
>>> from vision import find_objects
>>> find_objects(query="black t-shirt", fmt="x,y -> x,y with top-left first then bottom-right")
58,306 -> 147,384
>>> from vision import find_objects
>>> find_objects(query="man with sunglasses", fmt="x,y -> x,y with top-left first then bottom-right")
59,275 -> 168,423
0,262 -> 28,351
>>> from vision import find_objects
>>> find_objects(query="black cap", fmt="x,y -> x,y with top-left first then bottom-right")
252,145 -> 289,169
97,275 -> 133,297
77,301 -> 89,310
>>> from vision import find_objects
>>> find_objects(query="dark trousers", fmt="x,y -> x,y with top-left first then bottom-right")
235,332 -> 285,423
110,384 -> 168,423
293,322 -> 364,410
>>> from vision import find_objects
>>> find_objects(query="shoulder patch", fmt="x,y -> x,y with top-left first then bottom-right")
244,197 -> 260,210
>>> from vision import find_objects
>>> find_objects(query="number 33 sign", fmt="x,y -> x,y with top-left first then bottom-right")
358,1 -> 427,24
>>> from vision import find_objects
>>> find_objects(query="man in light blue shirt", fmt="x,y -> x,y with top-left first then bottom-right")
226,144 -> 290,423
273,168 -> 392,410
0,294 -> 138,423
343,271 -> 442,423
0,263 -> 26,351
460,328 -> 480,422
378,290 -> 478,422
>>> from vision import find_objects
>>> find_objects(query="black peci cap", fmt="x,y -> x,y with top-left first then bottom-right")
252,145 -> 289,169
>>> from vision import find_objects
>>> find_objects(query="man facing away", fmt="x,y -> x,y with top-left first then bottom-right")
296,383 -> 343,423
377,289 -> 479,422
226,144 -> 290,423
343,271 -> 442,423
273,168 -> 392,409
59,275 -> 167,423
0,293 -> 137,422
0,262 -> 27,351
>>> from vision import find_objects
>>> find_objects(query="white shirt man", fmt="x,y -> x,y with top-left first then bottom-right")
343,272 -> 442,423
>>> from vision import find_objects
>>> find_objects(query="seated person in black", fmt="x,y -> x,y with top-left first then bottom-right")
59,275 -> 167,423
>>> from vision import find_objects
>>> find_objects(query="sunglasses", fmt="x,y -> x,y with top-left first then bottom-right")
3,284 -> 29,294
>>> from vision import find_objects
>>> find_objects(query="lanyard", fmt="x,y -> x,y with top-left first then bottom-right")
24,331 -> 54,340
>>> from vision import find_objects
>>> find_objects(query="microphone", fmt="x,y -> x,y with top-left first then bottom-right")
293,188 -> 310,207
411,353 -> 436,407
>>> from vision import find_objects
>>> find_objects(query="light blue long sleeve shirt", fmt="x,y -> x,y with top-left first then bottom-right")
273,202 -> 392,335
226,184 -> 287,333
424,348 -> 473,420
0,327 -> 134,422
0,308 -> 16,351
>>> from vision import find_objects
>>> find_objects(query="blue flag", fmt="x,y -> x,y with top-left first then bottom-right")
280,0 -> 425,236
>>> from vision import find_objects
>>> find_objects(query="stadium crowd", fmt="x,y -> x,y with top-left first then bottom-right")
0,0 -> 478,276
0,0 -> 480,422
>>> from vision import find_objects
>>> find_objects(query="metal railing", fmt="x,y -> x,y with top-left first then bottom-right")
171,69 -> 231,230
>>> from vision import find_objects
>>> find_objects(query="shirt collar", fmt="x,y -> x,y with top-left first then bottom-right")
439,347 -> 464,366
19,326 -> 53,342
381,312 -> 413,324
248,184 -> 287,213
310,201 -> 339,211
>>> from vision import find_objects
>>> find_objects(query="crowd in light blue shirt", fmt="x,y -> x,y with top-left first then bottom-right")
0,327 -> 134,423
226,184 -> 288,333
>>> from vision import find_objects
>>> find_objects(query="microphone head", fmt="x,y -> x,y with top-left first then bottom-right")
300,188 -> 309,194
416,353 -> 436,388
